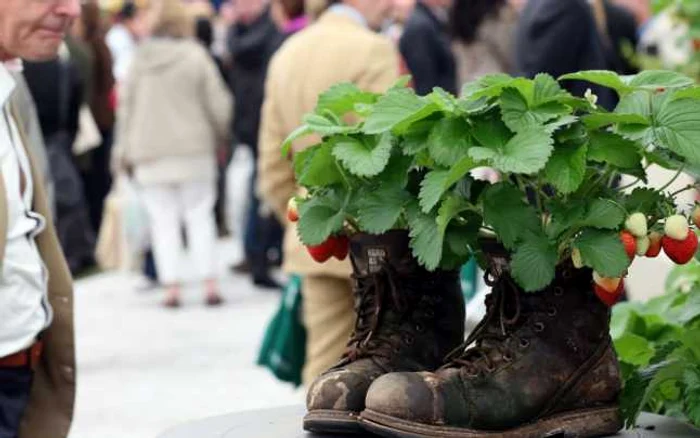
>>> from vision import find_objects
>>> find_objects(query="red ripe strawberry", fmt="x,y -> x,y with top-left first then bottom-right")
306,239 -> 335,263
287,198 -> 299,223
646,232 -> 663,258
594,279 -> 624,307
620,231 -> 637,260
330,235 -> 349,261
662,231 -> 699,265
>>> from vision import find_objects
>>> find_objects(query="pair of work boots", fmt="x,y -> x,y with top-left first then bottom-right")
304,231 -> 623,438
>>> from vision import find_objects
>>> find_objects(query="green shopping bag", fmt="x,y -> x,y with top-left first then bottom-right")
257,274 -> 307,387
461,259 -> 478,304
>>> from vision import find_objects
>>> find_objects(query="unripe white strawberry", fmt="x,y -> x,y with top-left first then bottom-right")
665,215 -> 689,241
692,206 -> 700,229
593,272 -> 622,293
625,212 -> 648,237
635,235 -> 650,256
571,248 -> 584,269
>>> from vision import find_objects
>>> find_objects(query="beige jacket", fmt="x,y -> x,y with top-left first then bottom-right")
113,38 -> 232,185
3,105 -> 76,438
258,10 -> 400,278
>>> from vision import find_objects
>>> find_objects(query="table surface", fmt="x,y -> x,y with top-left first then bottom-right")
157,405 -> 700,438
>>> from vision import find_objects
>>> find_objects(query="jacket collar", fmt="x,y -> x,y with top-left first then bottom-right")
326,4 -> 368,28
0,61 -> 18,110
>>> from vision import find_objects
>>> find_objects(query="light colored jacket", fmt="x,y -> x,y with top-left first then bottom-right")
258,10 -> 400,278
3,104 -> 76,438
113,38 -> 232,185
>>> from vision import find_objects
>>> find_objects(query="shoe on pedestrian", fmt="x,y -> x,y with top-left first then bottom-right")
360,238 -> 623,438
253,275 -> 282,290
163,286 -> 182,309
230,259 -> 251,274
303,230 -> 465,435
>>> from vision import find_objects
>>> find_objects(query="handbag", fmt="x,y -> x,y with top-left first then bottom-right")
73,104 -> 102,156
257,275 -> 307,387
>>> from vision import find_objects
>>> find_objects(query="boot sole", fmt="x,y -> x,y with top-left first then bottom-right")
304,409 -> 364,435
360,405 -> 622,438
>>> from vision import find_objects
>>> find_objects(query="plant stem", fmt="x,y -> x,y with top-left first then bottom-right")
658,165 -> 686,193
668,182 -> 700,198
616,177 -> 642,191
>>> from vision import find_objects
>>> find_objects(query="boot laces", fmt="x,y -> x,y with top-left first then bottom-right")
443,269 -> 525,375
344,262 -> 434,361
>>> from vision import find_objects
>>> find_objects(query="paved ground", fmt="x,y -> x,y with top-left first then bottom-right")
68,239 -> 304,438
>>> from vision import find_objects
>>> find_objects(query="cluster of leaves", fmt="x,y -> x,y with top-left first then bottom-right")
285,69 -> 700,292
612,259 -> 700,428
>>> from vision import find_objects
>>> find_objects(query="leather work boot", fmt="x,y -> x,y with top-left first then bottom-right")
361,239 -> 623,438
303,230 -> 465,435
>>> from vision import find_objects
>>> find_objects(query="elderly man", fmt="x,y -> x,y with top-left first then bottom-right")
0,1 -> 80,437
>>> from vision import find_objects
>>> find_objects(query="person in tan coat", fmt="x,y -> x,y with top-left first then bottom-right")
113,0 -> 232,308
258,0 -> 400,385
0,1 -> 80,437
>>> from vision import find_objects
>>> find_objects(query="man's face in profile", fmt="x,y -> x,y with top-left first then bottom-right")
0,0 -> 81,61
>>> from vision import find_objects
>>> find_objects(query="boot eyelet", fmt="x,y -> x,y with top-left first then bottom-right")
426,310 -> 435,318
547,307 -> 557,317
502,353 -> 513,362
485,364 -> 496,373
562,270 -> 572,280
404,336 -> 415,346
519,339 -> 530,349
534,322 -> 545,332
415,324 -> 425,333
553,287 -> 564,297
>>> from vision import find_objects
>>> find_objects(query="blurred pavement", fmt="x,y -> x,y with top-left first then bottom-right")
68,239 -> 303,438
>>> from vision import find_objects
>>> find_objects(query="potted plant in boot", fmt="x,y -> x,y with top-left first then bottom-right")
287,69 -> 700,437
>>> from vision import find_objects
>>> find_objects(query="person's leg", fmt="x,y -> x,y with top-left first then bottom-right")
180,180 -> 221,305
243,169 -> 280,289
301,276 -> 355,386
140,184 -> 183,306
0,368 -> 34,438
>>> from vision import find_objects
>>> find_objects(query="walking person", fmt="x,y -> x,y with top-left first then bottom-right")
112,0 -> 232,308
0,0 -> 80,437
258,0 -> 400,386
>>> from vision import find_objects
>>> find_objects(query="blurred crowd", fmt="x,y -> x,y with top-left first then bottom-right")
14,0 -> 670,380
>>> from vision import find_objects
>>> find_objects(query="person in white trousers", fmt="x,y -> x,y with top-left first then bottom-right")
112,0 -> 233,307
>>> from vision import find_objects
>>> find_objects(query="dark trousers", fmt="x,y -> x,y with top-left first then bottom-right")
0,368 -> 33,438
244,168 -> 283,280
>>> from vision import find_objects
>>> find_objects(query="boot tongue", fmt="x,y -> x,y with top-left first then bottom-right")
350,230 -> 416,276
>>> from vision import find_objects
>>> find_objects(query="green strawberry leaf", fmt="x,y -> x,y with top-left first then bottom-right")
461,73 -> 516,100
543,142 -> 588,194
379,152 -> 414,189
582,199 -> 627,230
297,196 -> 346,245
559,70 -> 632,95
469,126 -> 554,175
436,195 -> 472,237
357,186 -> 411,234
427,87 -> 459,113
614,333 -> 656,366
574,229 -> 629,277
332,133 -> 392,177
583,112 -> 650,129
303,113 -> 359,136
427,117 -> 473,166
652,97 -> 700,165
419,169 -> 449,213
363,88 -> 439,134
472,114 -> 512,148
533,73 -> 569,104
294,142 -> 343,187
511,233 -> 558,292
627,70 -> 694,90
419,157 -> 479,213
588,131 -> 643,169
624,188 -> 665,214
282,124 -> 314,157
500,88 -> 569,132
683,366 -> 700,426
406,203 -> 442,271
481,183 -> 541,250
315,82 -> 378,117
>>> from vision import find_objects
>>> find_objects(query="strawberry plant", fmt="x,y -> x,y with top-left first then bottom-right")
612,259 -> 700,428
284,70 -> 700,292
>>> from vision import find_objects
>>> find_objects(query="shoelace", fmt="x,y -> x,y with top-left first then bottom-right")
344,262 -> 426,361
443,269 -> 525,375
